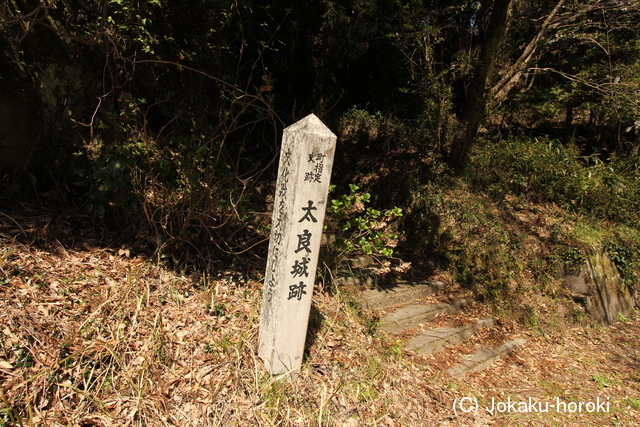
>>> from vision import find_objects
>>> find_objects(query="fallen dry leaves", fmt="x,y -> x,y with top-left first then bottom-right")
0,237 -> 639,426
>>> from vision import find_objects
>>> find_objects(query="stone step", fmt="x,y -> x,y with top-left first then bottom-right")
379,299 -> 470,334
361,280 -> 449,310
446,338 -> 527,378
337,268 -> 383,289
406,317 -> 496,356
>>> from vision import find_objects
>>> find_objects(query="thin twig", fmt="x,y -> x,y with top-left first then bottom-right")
0,212 -> 28,238
0,4 -> 50,25
133,59 -> 282,124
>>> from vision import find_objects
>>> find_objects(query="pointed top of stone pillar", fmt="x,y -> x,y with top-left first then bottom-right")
285,113 -> 336,138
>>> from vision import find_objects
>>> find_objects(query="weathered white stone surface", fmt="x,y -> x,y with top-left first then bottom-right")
258,114 -> 336,375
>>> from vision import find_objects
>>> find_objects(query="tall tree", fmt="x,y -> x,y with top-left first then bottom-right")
492,0 -> 640,152
447,0 -> 513,168
488,0 -> 569,106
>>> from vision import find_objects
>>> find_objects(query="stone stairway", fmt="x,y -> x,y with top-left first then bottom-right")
358,279 -> 526,377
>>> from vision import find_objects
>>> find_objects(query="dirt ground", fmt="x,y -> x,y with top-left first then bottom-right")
1,237 -> 639,426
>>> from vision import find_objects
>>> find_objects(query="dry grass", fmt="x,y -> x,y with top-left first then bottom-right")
1,235 -> 639,426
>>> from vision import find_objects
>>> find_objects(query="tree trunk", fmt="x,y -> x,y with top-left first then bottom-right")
488,0 -> 567,107
447,0 -> 513,169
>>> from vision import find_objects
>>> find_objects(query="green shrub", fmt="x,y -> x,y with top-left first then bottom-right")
604,227 -> 640,293
327,184 -> 403,259
321,184 -> 408,279
469,137 -> 640,226
338,107 -> 415,152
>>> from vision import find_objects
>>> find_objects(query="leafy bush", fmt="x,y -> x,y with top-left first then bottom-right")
338,108 -> 415,153
604,227 -> 640,293
469,137 -> 640,225
323,184 -> 408,277
328,184 -> 403,258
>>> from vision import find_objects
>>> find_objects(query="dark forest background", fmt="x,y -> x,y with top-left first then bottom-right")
1,0 -> 639,279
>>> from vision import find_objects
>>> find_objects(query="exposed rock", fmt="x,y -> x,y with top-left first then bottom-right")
379,303 -> 451,334
563,248 -> 636,325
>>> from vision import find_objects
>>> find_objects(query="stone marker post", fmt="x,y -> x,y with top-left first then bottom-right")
258,114 -> 336,375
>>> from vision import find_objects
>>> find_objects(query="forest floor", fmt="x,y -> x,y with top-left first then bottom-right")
1,223 -> 639,426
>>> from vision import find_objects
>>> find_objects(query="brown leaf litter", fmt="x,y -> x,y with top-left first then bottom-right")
0,238 -> 639,426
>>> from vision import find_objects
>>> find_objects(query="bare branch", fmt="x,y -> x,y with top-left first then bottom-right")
488,0 -> 568,105
0,4 -> 50,26
488,0 -> 625,107
529,67 -> 640,106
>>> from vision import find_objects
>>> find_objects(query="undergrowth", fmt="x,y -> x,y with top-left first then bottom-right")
0,241 -> 426,426
388,135 -> 640,326
331,112 -> 639,326
469,136 -> 640,226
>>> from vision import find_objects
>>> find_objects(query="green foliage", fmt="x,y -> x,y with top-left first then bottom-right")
1,0 -> 639,280
338,107 -> 417,152
469,137 -> 640,226
604,228 -> 640,292
0,0 -> 285,265
71,139 -> 139,215
339,109 -> 386,147
556,246 -> 587,273
416,74 -> 458,154
328,184 -> 403,259
628,397 -> 640,411
464,136 -> 639,302
11,346 -> 33,368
